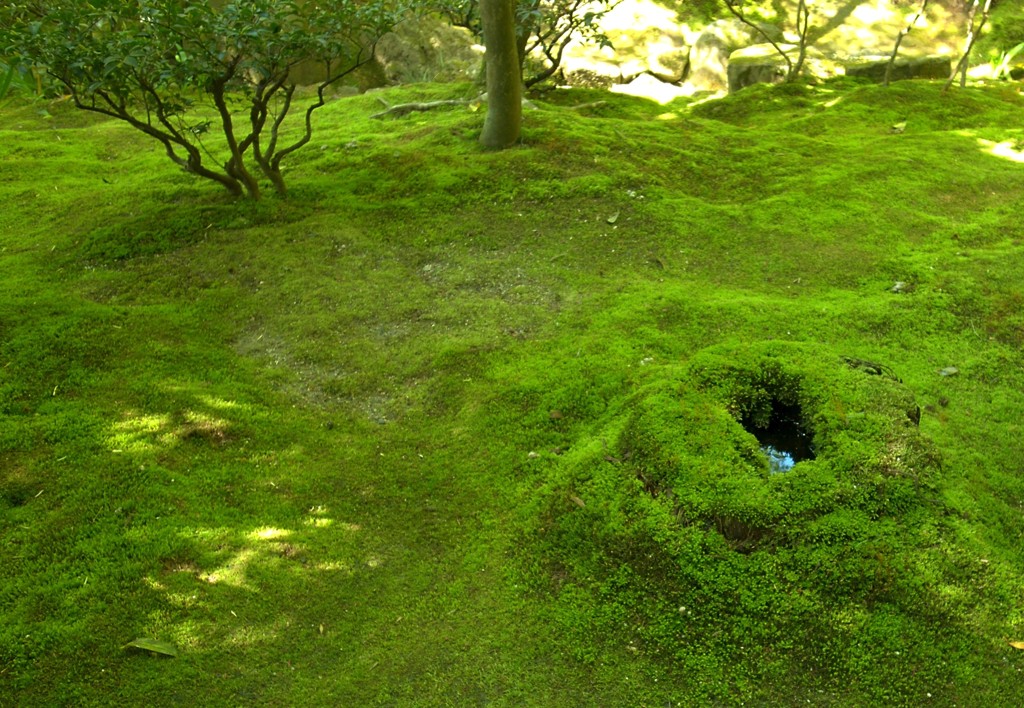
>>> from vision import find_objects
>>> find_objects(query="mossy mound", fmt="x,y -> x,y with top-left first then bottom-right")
518,341 -> 962,696
691,78 -> 1024,135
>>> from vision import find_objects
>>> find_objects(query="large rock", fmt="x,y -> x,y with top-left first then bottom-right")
727,44 -> 840,92
373,18 -> 482,84
844,55 -> 952,83
818,0 -> 965,56
688,19 -> 784,92
549,0 -> 966,93
560,0 -> 690,86
727,44 -> 789,92
610,72 -> 692,104
288,18 -> 481,89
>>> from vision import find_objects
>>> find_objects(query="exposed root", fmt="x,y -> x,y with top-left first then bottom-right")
371,97 -> 480,119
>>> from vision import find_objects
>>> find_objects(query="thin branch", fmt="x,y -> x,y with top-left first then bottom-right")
241,71 -> 289,158
64,81 -> 243,196
723,0 -> 794,78
943,0 -> 993,94
791,0 -> 811,80
209,58 -> 260,198
264,82 -> 294,159
179,115 -> 222,167
886,0 -> 930,87
271,44 -> 375,171
253,80 -> 294,196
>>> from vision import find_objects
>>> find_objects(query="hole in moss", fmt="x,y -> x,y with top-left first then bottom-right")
743,400 -> 815,472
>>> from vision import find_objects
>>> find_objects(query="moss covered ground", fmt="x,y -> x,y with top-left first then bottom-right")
2,78 -> 1024,705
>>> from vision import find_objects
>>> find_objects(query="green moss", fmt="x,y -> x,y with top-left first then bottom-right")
3,79 -> 1024,705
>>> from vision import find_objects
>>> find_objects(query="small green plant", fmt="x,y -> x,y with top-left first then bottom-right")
0,58 -> 42,101
0,61 -> 14,100
991,41 -> 1024,79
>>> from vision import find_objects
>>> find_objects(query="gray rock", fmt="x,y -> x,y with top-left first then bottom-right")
727,44 -> 838,93
727,44 -> 790,92
610,72 -> 691,103
844,55 -> 951,83
288,19 -> 481,89
373,18 -> 482,85
563,68 -> 616,89
689,19 -> 783,92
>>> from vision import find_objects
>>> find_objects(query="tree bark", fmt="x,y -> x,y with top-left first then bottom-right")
479,0 -> 522,149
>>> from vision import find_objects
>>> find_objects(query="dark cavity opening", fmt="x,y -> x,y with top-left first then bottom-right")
743,400 -> 815,473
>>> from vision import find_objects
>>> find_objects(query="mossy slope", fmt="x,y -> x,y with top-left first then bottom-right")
1,79 -> 1024,705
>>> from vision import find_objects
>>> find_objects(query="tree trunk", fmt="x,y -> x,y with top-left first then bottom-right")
480,0 -> 522,149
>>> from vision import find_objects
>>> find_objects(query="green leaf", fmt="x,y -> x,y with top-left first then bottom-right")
0,63 -> 14,99
124,637 -> 179,657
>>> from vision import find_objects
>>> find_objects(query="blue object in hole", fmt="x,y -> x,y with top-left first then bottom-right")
744,401 -> 815,473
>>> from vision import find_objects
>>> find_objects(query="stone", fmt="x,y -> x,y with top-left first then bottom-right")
373,18 -> 483,85
650,48 -> 690,83
610,72 -> 691,104
728,53 -> 787,91
824,0 -> 965,57
726,43 -> 790,92
534,341 -> 940,558
559,0 -> 690,87
727,44 -> 839,93
844,55 -> 952,83
563,67 -> 617,89
545,0 -> 966,94
688,19 -> 784,92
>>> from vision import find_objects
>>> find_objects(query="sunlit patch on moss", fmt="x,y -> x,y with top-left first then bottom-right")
196,395 -> 245,410
252,527 -> 291,541
177,410 -> 231,444
313,560 -> 353,573
200,549 -> 257,588
978,137 -> 1024,163
106,409 -> 232,453
221,618 -> 287,648
107,412 -> 171,453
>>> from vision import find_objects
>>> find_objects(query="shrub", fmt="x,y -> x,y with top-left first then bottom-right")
0,0 -> 397,198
